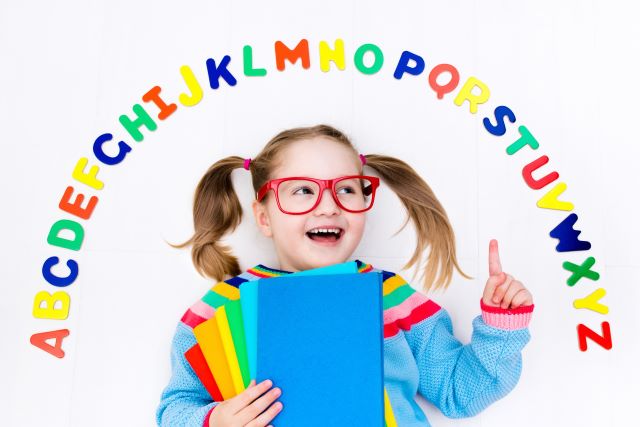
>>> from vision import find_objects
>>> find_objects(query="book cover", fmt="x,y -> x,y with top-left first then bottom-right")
255,272 -> 385,426
239,261 -> 359,381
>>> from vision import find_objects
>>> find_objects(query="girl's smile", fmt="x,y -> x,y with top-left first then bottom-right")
305,225 -> 345,245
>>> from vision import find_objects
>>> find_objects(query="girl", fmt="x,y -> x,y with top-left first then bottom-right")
156,124 -> 534,427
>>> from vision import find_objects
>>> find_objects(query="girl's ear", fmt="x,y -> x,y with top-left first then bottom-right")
252,199 -> 273,238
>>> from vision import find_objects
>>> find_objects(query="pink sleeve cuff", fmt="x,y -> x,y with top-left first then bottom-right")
480,298 -> 534,330
203,404 -> 218,427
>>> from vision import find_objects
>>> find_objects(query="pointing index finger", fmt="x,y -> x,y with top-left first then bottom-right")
488,239 -> 502,277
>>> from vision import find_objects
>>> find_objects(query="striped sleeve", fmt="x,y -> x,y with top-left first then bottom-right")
181,280 -> 244,329
380,272 -> 442,339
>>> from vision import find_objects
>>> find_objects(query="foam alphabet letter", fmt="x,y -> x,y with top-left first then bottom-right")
536,182 -> 574,211
30,329 -> 70,358
275,39 -> 310,70
483,106 -> 517,136
119,104 -> 158,142
206,55 -> 238,89
47,219 -> 84,251
33,291 -> 71,320
550,213 -> 592,252
563,256 -> 600,286
393,51 -> 425,80
573,288 -> 608,314
59,186 -> 98,220
319,39 -> 346,72
577,322 -> 612,351
72,157 -> 104,190
93,133 -> 132,166
178,65 -> 204,106
506,126 -> 540,155
428,64 -> 460,99
243,45 -> 267,76
353,43 -> 384,75
142,86 -> 177,120
42,256 -> 79,287
453,76 -> 490,114
522,155 -> 559,190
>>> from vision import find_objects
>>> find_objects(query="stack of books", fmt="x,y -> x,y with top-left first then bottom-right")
184,261 -> 397,426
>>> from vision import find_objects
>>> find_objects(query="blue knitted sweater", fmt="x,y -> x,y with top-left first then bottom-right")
156,260 -> 533,426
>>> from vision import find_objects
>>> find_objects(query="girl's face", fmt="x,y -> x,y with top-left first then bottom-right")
252,137 -> 366,272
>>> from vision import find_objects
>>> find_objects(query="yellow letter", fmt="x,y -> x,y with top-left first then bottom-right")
72,157 -> 104,190
537,182 -> 574,211
319,39 -> 345,72
573,288 -> 608,314
33,291 -> 71,320
453,76 -> 490,114
178,65 -> 204,106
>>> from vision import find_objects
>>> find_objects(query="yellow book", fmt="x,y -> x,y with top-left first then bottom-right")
384,387 -> 398,427
193,315 -> 235,399
215,305 -> 245,395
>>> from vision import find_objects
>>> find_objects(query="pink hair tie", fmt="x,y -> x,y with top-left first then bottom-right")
243,158 -> 251,170
359,154 -> 367,165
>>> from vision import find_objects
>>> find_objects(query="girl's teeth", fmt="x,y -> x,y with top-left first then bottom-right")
311,228 -> 339,233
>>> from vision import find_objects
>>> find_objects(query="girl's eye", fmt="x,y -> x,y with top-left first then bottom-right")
337,186 -> 356,194
293,186 -> 314,195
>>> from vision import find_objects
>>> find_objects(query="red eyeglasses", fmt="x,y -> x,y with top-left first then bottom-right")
256,175 -> 380,215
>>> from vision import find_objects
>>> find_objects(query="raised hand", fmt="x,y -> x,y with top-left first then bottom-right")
482,239 -> 533,309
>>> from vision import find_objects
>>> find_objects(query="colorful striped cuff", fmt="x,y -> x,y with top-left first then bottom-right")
480,299 -> 534,330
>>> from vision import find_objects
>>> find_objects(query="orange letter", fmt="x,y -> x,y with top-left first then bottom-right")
30,329 -> 70,358
59,186 -> 98,220
275,39 -> 310,71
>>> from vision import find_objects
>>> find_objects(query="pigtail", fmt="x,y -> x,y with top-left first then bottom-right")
363,154 -> 473,292
172,156 -> 246,281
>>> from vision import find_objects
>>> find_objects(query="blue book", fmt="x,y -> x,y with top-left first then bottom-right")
255,272 -> 385,426
239,261 -> 359,381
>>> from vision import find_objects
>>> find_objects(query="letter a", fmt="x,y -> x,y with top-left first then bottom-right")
30,329 -> 70,358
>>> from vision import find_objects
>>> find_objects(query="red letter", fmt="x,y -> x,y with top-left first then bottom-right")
577,322 -> 612,351
30,329 -> 70,358
522,155 -> 559,190
429,64 -> 460,99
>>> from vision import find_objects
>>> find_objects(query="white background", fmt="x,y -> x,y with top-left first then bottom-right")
1,1 -> 639,426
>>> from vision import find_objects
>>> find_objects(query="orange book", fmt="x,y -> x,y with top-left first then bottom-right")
185,344 -> 224,402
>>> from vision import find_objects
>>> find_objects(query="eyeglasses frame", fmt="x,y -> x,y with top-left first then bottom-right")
256,175 -> 380,215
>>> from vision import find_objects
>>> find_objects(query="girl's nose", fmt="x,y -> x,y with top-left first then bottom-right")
313,188 -> 341,215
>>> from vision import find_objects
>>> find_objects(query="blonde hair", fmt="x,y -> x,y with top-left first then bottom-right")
174,124 -> 473,292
